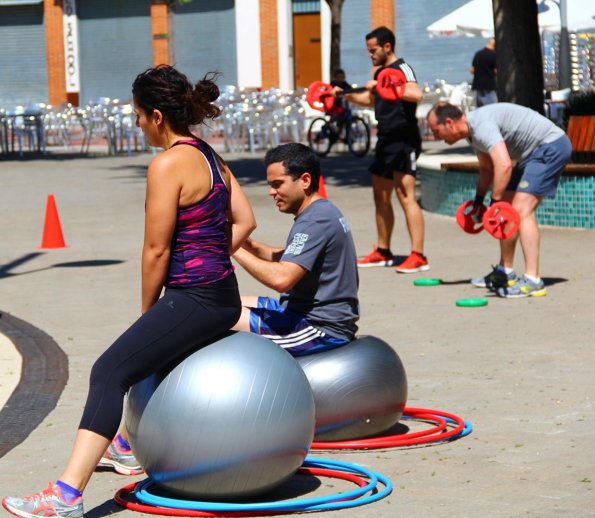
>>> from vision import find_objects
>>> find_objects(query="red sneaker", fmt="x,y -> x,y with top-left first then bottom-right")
395,252 -> 430,273
357,246 -> 394,268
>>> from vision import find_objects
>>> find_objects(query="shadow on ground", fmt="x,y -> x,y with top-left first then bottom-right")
87,469 -> 323,517
0,151 -> 132,162
225,153 -> 374,189
437,277 -> 567,288
0,312 -> 68,459
86,498 -> 126,518
0,253 -> 124,280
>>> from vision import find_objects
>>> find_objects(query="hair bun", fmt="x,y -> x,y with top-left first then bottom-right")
194,73 -> 220,104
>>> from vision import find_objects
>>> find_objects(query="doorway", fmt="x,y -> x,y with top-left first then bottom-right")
293,12 -> 322,88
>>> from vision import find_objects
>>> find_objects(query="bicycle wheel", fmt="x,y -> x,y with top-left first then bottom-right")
346,116 -> 370,157
308,117 -> 333,156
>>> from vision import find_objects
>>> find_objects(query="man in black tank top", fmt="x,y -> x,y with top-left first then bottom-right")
342,26 -> 429,273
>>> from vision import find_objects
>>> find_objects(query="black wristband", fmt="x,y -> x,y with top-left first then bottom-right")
474,194 -> 485,206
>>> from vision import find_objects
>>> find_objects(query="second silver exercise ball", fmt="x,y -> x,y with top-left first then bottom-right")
296,335 -> 407,441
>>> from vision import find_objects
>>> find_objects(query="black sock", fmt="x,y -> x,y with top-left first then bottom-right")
377,247 -> 392,257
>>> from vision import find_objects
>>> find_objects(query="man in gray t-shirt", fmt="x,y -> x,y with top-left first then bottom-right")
427,102 -> 571,298
232,143 -> 359,355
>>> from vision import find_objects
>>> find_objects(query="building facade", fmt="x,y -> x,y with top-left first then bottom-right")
0,0 -> 397,106
9,0 -> 585,108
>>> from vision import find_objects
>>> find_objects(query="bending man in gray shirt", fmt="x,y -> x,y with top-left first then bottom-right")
232,143 -> 359,354
427,102 -> 571,298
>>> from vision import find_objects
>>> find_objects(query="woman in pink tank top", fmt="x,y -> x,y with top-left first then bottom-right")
1,65 -> 255,517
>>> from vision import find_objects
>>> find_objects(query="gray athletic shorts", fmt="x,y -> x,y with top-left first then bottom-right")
507,135 -> 572,197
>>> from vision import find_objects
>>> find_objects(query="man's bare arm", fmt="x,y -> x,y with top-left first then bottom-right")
343,88 -> 374,107
487,142 -> 513,200
401,81 -> 423,103
241,238 -> 285,262
476,152 -> 495,199
233,247 -> 306,293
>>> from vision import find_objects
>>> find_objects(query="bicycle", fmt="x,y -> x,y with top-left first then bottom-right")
307,106 -> 370,157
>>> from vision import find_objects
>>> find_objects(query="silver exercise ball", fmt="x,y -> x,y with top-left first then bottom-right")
296,335 -> 407,441
125,331 -> 315,500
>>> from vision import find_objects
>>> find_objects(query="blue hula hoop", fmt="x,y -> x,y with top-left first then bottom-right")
134,456 -> 392,513
400,414 -> 473,439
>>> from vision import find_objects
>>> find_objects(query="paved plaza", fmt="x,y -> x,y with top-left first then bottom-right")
0,143 -> 594,517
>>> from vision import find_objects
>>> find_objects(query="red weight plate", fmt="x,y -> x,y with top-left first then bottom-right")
376,68 -> 407,101
482,202 -> 521,239
306,81 -> 333,112
455,200 -> 486,234
322,92 -> 335,113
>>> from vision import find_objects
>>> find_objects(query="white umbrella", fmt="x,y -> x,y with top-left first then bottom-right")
427,0 -> 595,38
427,0 -> 493,38
538,0 -> 595,32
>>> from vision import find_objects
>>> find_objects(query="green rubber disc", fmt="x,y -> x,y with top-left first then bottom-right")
455,298 -> 488,307
413,278 -> 442,286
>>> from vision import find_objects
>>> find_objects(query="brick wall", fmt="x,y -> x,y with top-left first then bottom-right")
371,0 -> 394,31
44,0 -> 67,106
151,2 -> 170,66
259,0 -> 279,89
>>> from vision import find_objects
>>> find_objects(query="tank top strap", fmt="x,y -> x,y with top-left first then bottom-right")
171,138 -> 226,187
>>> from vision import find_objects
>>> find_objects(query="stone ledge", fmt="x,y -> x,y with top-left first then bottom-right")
440,161 -> 595,176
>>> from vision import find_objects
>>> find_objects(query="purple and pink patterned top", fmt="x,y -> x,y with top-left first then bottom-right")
165,139 -> 233,287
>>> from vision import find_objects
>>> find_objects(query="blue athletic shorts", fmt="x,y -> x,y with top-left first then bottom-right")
248,297 -> 349,356
507,135 -> 572,197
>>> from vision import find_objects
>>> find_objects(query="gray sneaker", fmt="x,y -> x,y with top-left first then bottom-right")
497,275 -> 547,298
471,266 -> 517,290
98,441 -> 143,475
2,483 -> 83,518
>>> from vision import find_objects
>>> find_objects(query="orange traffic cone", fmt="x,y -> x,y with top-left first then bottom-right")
318,175 -> 328,199
40,194 -> 68,249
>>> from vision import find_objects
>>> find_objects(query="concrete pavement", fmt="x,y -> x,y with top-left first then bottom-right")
0,143 -> 594,517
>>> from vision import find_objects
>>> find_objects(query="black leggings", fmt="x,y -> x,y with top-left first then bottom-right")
79,274 -> 241,439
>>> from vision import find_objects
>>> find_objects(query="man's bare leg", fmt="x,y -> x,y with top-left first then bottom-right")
394,171 -> 425,254
232,296 -> 259,332
372,175 -> 395,250
512,192 -> 543,278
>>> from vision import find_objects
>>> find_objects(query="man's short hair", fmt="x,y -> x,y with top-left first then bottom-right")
366,26 -> 395,50
264,143 -> 320,191
428,102 -> 464,124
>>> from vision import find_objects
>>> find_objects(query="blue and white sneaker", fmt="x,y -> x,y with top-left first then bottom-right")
471,266 -> 517,290
497,275 -> 547,298
2,483 -> 83,518
98,436 -> 143,475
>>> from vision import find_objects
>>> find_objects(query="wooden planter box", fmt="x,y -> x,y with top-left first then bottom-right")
566,115 -> 595,164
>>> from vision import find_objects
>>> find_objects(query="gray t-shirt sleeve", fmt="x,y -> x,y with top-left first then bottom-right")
469,118 -> 505,155
277,199 -> 359,342
281,216 -> 327,271
467,103 -> 566,160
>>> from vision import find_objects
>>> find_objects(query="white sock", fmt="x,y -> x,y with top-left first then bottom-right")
524,273 -> 540,283
497,265 -> 514,275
